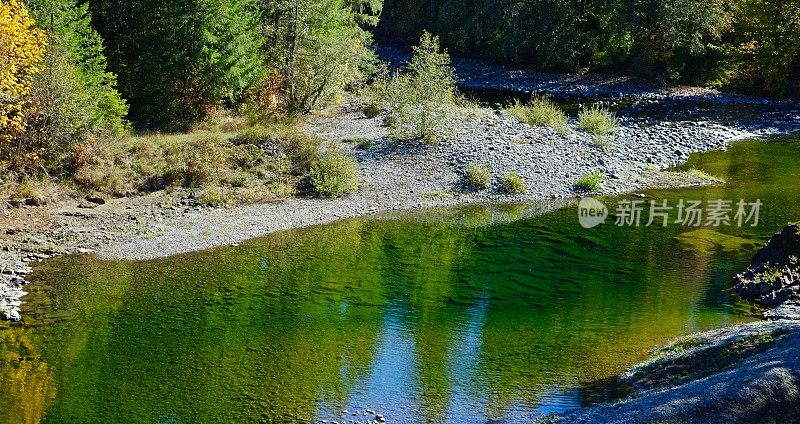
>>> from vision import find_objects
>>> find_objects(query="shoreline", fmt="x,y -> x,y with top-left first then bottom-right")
3,72 -> 800,320
552,320 -> 800,423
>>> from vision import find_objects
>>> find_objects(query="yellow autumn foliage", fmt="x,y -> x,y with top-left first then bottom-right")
0,330 -> 56,424
0,0 -> 47,143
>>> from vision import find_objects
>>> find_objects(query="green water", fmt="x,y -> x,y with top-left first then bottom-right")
2,135 -> 800,424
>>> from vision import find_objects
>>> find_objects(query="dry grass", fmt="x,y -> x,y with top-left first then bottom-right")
578,105 -> 620,137
501,171 -> 527,194
465,163 -> 491,190
66,119 -> 319,203
2,177 -> 65,206
506,96 -> 570,137
0,114 -> 325,208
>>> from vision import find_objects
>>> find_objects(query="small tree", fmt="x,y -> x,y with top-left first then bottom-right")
0,0 -> 47,149
383,31 -> 460,143
262,0 -> 376,114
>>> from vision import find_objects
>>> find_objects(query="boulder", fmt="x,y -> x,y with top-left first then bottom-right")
733,223 -> 800,316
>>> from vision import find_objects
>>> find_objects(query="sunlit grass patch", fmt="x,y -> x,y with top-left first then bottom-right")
506,96 -> 570,137
465,163 -> 491,190
578,105 -> 620,137
687,169 -> 725,183
574,170 -> 603,192
500,171 -> 527,194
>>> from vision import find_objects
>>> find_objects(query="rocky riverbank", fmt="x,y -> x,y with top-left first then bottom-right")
550,320 -> 800,424
380,45 -> 799,106
0,191 -> 218,320
3,57 -> 800,321
0,263 -> 31,321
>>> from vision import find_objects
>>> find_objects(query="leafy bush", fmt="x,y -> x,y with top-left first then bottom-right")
500,171 -> 526,194
575,171 -> 603,192
506,96 -> 569,137
309,148 -> 359,198
578,105 -> 620,137
465,163 -> 491,190
374,32 -> 461,143
363,103 -> 381,118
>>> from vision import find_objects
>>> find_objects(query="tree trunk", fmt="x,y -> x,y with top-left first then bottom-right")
286,1 -> 299,111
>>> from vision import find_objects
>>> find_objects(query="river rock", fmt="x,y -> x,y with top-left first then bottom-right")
733,223 -> 800,319
86,196 -> 107,205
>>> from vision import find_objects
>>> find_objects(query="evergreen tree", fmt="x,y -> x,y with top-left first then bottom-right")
25,0 -> 128,147
90,0 -> 265,128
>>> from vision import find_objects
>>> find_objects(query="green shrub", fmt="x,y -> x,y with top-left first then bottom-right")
506,96 -> 569,137
309,148 -> 359,198
465,163 -> 491,190
374,32 -> 461,143
575,170 -> 603,191
363,103 -> 381,119
578,105 -> 620,137
500,171 -> 527,194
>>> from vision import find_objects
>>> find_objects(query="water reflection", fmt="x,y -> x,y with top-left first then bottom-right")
5,135 -> 800,423
0,329 -> 56,424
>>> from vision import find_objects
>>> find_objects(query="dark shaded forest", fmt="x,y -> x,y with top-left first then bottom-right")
378,0 -> 800,95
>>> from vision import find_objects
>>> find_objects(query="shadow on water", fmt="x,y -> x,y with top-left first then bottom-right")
1,133 -> 799,423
